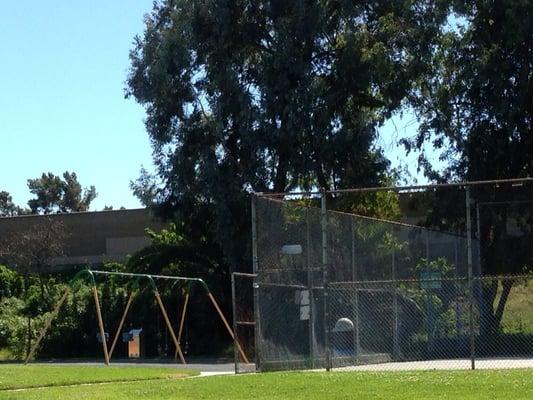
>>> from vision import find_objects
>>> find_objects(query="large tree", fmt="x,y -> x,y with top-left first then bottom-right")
409,1 -> 533,181
0,191 -> 26,217
406,1 -> 533,333
27,172 -> 97,214
127,0 -> 447,269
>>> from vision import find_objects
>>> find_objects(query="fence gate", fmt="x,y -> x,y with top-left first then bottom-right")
231,272 -> 257,373
327,282 -> 396,369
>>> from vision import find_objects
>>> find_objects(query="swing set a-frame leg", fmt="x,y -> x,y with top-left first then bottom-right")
24,287 -> 71,364
92,285 -> 110,366
109,290 -> 137,360
206,292 -> 250,364
154,290 -> 186,364
175,292 -> 189,362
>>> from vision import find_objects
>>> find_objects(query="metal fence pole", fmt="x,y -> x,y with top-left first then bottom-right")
231,273 -> 239,373
454,239 -> 462,335
251,194 -> 262,372
351,217 -> 360,364
321,189 -> 331,371
392,239 -> 400,360
424,229 -> 435,355
306,208 -> 316,369
465,187 -> 476,370
476,202 -> 482,277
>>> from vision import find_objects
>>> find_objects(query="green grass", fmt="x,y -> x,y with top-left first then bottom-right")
501,279 -> 533,334
0,350 -> 12,362
0,364 -> 196,391
0,367 -> 532,400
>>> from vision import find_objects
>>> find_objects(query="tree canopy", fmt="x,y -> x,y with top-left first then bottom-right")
403,1 -> 533,333
407,1 -> 533,181
27,172 -> 97,214
127,0 -> 448,267
0,192 -> 25,217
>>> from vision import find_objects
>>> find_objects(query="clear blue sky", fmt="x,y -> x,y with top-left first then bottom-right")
0,1 -> 430,212
0,1 -> 154,210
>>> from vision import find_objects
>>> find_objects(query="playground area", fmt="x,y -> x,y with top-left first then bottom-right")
22,269 -> 248,368
0,179 -> 531,400
5,179 -> 532,380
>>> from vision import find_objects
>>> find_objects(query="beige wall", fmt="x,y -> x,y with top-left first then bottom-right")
0,208 -> 165,267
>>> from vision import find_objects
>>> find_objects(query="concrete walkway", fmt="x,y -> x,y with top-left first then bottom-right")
336,358 -> 533,371
29,361 -> 236,376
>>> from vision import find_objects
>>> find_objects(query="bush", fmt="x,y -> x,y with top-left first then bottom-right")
0,265 -> 24,299
0,297 -> 27,358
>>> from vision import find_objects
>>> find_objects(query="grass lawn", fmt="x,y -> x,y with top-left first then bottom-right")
501,278 -> 533,334
0,364 -> 196,390
0,351 -> 12,362
0,367 -> 531,400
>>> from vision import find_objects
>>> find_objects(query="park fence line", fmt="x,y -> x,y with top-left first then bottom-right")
233,180 -> 533,373
234,273 -> 533,373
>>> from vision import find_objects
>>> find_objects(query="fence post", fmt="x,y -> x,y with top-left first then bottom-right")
425,229 -> 435,354
465,186 -> 476,370
231,273 -> 239,373
306,208 -> 316,369
392,238 -> 400,360
321,188 -> 331,371
251,194 -> 262,372
476,202 -> 482,277
351,217 -> 361,364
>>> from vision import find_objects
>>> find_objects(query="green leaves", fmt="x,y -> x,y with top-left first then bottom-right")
27,171 -> 97,214
412,1 -> 533,181
127,0 -> 448,269
0,191 -> 26,217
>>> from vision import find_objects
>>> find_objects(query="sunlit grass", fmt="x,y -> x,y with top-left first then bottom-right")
0,364 -> 196,391
0,367 -> 531,400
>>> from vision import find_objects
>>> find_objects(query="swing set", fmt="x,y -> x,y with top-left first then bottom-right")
24,269 -> 250,365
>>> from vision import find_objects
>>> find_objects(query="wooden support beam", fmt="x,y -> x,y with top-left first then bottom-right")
154,291 -> 186,364
93,286 -> 110,366
206,292 -> 250,364
24,287 -> 70,364
175,293 -> 189,362
109,291 -> 137,360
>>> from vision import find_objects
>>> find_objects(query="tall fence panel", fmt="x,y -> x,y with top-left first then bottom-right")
248,179 -> 533,372
326,275 -> 532,371
232,272 -> 256,373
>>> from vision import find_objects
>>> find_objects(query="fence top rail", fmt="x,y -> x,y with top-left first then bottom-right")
257,195 -> 471,238
255,177 -> 533,198
232,272 -> 257,278
327,273 -> 533,286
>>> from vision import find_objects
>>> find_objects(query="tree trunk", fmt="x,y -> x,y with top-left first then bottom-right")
494,279 -> 513,328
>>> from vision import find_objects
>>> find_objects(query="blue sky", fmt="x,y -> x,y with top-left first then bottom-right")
0,1 -> 154,210
0,1 -> 429,211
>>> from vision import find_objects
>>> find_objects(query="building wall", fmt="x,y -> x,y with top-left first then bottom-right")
0,208 -> 165,267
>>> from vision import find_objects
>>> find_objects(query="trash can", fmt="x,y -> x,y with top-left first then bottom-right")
124,328 -> 143,358
332,318 -> 355,357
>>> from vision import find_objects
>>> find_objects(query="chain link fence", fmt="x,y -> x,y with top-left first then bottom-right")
234,179 -> 533,373
327,275 -> 533,371
231,272 -> 256,373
